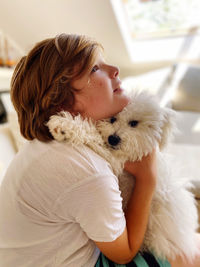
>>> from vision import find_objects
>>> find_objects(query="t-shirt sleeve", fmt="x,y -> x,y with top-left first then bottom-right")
53,174 -> 126,242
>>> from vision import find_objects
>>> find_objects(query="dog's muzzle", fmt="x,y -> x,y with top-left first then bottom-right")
108,134 -> 121,146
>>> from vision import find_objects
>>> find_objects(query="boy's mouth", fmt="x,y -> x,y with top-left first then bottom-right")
113,87 -> 123,93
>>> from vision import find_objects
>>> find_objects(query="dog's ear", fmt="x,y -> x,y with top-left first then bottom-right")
159,108 -> 177,150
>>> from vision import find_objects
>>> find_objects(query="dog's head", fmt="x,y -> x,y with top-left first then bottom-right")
97,91 -> 176,162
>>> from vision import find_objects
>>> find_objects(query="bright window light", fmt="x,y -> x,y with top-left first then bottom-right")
110,0 -> 200,63
122,0 -> 200,39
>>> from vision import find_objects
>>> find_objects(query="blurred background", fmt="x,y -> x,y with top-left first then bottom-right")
0,0 -> 200,213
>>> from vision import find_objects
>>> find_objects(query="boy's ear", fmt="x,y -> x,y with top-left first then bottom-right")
159,108 -> 177,150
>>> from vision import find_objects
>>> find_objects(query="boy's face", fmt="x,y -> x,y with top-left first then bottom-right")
71,51 -> 130,120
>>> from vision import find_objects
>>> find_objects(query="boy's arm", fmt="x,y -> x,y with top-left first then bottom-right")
94,150 -> 157,264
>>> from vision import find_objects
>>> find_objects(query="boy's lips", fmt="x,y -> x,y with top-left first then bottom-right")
113,87 -> 123,93
113,80 -> 122,93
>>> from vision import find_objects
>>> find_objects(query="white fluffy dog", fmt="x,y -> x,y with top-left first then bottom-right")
47,90 -> 199,261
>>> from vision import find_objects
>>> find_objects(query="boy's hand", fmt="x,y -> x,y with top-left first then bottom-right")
124,149 -> 157,190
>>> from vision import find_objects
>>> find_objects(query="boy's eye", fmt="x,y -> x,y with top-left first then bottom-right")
91,65 -> 99,73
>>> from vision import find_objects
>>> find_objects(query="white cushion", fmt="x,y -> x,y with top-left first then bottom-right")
167,143 -> 200,183
174,111 -> 200,146
0,124 -> 16,184
171,64 -> 200,112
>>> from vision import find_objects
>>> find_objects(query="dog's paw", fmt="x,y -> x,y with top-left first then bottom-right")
46,112 -> 74,142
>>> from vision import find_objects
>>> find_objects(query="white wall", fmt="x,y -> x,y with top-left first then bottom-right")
0,0 -> 133,71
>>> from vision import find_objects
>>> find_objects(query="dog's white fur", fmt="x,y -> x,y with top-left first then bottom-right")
47,90 -> 199,261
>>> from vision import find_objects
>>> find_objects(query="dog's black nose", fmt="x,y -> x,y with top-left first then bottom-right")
108,135 -> 121,146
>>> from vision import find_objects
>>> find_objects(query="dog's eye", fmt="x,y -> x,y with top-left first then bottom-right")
110,117 -> 117,124
129,120 -> 139,127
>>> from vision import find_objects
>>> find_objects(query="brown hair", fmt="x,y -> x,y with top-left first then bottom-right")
10,33 -> 102,142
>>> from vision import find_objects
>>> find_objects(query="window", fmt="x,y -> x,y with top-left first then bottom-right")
110,0 -> 200,62
123,0 -> 200,39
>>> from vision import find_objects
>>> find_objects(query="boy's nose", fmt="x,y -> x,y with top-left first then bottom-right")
109,65 -> 119,79
113,66 -> 119,78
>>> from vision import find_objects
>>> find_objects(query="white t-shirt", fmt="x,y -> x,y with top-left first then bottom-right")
0,139 -> 126,267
